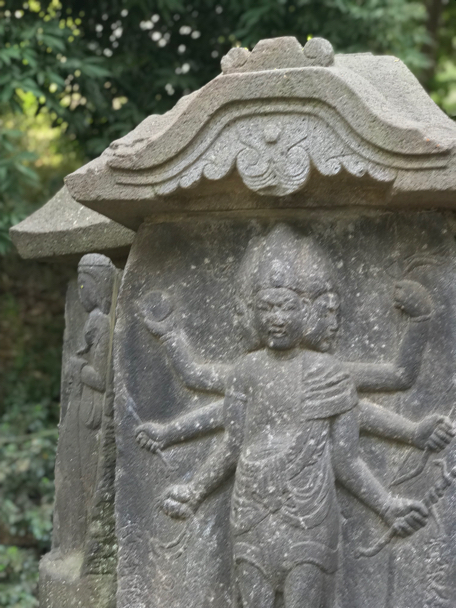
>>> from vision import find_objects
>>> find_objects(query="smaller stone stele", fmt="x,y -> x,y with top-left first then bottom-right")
9,145 -> 133,608
40,254 -> 119,608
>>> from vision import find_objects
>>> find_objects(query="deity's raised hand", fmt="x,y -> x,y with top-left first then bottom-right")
68,355 -> 87,376
394,280 -> 432,319
139,290 -> 175,337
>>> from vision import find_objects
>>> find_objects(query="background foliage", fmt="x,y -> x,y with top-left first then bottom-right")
0,0 -> 455,605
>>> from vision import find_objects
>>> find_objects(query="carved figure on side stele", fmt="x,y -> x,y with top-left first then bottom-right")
40,253 -> 118,608
134,224 -> 454,608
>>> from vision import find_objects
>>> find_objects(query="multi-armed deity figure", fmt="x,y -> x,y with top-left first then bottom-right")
135,225 -> 453,608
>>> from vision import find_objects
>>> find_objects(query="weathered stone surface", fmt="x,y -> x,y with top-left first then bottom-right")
114,213 -> 456,608
64,37 -> 456,229
12,34 -> 456,608
40,254 -> 119,608
221,37 -> 335,74
9,186 -> 134,261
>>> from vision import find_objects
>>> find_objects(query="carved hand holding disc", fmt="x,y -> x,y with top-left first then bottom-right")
140,290 -> 175,338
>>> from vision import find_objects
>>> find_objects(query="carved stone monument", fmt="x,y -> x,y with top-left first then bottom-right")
11,191 -> 133,608
13,36 -> 456,608
39,254 -> 120,608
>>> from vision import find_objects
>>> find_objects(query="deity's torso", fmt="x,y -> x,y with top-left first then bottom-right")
238,348 -> 357,453
230,348 -> 357,539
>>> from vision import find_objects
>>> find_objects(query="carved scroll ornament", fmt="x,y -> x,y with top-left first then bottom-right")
110,110 -> 401,198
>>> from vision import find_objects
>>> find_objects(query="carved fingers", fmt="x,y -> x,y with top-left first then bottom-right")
135,427 -> 163,453
143,316 -> 174,339
393,280 -> 432,319
68,355 -> 86,374
415,415 -> 455,451
136,422 -> 165,442
161,484 -> 197,520
384,497 -> 429,537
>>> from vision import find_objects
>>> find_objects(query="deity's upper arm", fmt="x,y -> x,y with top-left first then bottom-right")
342,314 -> 430,392
305,352 -> 358,419
332,409 -> 359,459
160,329 -> 230,394
222,357 -> 251,440
86,310 -> 109,341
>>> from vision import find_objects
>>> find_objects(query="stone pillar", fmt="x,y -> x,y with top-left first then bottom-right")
17,36 -> 456,608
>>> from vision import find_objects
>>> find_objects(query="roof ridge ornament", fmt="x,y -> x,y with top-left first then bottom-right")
220,37 -> 335,74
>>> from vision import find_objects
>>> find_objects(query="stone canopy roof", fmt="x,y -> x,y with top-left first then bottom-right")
10,186 -> 134,262
64,36 -> 456,230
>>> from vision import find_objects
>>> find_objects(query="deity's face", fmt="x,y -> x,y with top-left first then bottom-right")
254,288 -> 307,351
304,292 -> 340,352
78,271 -> 98,312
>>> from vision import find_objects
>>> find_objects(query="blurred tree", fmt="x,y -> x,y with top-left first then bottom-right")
0,255 -> 70,608
1,0 -> 435,159
426,0 -> 456,116
0,126 -> 39,255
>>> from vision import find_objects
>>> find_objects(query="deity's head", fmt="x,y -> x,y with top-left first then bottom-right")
237,224 -> 339,352
77,254 -> 116,314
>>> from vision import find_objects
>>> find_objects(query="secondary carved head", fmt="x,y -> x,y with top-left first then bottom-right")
238,224 -> 339,351
78,254 -> 116,314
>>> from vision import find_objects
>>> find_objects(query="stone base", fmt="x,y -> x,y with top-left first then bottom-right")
39,551 -> 116,608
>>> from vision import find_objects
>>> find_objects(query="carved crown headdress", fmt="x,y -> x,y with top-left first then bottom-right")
239,224 -> 334,303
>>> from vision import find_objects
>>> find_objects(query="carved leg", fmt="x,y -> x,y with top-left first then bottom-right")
284,563 -> 331,608
236,562 -> 275,608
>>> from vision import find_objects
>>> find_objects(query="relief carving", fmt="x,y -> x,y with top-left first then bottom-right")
42,253 -> 118,607
424,531 -> 452,608
133,224 -> 454,608
113,111 -> 398,197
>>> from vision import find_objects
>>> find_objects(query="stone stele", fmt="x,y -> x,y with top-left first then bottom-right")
39,255 -> 121,608
15,36 -> 456,608
10,192 -> 132,606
